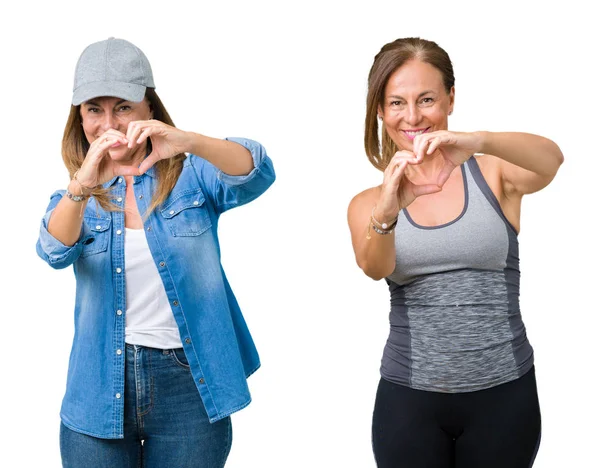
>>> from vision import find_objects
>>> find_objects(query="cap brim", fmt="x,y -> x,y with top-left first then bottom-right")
72,81 -> 147,106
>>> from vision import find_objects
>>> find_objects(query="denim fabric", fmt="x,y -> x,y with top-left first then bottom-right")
37,138 -> 275,438
60,345 -> 232,467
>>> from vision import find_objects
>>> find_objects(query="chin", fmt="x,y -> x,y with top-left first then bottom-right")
108,147 -> 133,161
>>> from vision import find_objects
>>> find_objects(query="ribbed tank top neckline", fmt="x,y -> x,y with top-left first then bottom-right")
402,162 -> 469,230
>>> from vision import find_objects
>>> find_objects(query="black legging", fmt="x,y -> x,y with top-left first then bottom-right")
372,367 -> 541,468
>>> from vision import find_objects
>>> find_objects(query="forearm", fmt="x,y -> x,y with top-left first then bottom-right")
352,205 -> 398,280
477,131 -> 564,176
185,132 -> 254,176
47,180 -> 87,246
356,232 -> 397,280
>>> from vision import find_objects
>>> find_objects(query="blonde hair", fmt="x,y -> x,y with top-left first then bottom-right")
364,37 -> 455,171
61,88 -> 185,214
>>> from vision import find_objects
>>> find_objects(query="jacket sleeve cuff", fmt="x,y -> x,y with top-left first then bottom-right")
218,137 -> 268,186
37,207 -> 84,267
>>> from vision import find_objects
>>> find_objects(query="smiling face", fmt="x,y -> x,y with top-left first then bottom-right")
379,59 -> 454,153
80,96 -> 153,164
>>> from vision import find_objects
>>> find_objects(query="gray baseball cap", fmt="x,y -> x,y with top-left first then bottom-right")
72,37 -> 155,106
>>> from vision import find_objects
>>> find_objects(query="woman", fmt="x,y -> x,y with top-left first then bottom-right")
36,37 -> 275,467
348,37 -> 563,468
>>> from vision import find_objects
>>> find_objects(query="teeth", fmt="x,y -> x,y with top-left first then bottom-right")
404,130 -> 425,136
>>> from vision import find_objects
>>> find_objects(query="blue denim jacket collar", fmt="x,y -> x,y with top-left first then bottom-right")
102,157 -> 160,190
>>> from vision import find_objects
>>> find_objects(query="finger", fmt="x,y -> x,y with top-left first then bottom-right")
436,162 -> 455,187
126,120 -> 151,148
137,127 -> 151,145
413,183 -> 442,197
137,152 -> 160,174
94,136 -> 123,154
426,136 -> 441,155
386,160 -> 408,192
126,122 -> 141,148
412,135 -> 425,161
99,130 -> 128,147
390,151 -> 419,165
384,156 -> 407,184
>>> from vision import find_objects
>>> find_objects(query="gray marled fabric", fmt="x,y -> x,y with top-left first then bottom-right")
381,157 -> 534,392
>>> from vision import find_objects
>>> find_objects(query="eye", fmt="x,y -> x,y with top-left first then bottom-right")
118,105 -> 132,112
390,100 -> 401,106
419,97 -> 435,106
87,107 -> 100,113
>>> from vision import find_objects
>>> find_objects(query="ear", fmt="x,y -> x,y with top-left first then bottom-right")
377,104 -> 383,121
448,86 -> 455,115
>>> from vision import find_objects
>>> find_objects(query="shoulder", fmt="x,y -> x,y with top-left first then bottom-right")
470,153 -> 502,173
469,154 -> 504,185
468,154 -> 506,200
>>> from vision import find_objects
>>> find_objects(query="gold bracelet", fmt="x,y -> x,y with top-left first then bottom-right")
72,170 -> 96,196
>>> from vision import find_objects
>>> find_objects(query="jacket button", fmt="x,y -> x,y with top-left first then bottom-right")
173,300 -> 179,306
199,378 -> 205,384
185,338 -> 191,344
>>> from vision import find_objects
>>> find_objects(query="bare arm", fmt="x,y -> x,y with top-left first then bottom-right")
348,188 -> 397,280
477,131 -> 564,196
46,180 -> 89,246
47,131 -> 135,246
348,152 -> 442,280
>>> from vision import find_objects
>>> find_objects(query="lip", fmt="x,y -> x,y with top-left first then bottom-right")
401,127 -> 431,140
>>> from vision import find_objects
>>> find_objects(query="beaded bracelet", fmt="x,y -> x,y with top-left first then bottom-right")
367,217 -> 398,240
64,189 -> 88,202
371,207 -> 398,230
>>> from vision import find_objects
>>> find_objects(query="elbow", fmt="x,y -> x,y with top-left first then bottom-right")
546,139 -> 565,175
357,258 -> 393,281
36,241 -> 75,270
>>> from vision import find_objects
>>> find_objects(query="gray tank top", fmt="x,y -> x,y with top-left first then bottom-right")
381,157 -> 533,392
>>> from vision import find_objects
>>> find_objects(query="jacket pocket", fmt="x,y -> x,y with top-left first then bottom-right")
80,217 -> 111,258
160,189 -> 212,237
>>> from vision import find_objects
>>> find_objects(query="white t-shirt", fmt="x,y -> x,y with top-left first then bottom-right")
124,228 -> 182,349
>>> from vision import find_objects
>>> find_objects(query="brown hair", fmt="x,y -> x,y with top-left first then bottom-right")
61,87 -> 185,214
364,37 -> 455,171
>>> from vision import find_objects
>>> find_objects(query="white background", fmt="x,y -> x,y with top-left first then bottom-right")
1,0 -> 598,466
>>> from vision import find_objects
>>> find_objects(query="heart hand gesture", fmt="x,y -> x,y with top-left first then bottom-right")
412,130 -> 483,187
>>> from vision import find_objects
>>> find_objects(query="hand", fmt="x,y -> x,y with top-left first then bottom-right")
125,120 -> 190,174
76,129 -> 140,188
375,150 -> 443,222
412,130 -> 484,186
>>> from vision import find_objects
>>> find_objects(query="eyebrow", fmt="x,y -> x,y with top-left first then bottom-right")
84,99 -> 128,106
387,90 -> 436,100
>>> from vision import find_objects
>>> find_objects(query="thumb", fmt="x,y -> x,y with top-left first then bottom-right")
138,152 -> 161,175
437,162 -> 455,187
413,184 -> 442,198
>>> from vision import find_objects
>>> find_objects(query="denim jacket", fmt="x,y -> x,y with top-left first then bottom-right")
37,138 -> 275,439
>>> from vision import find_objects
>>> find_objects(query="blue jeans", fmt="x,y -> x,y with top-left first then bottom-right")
60,344 -> 232,467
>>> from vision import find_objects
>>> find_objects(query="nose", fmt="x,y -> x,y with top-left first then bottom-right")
405,104 -> 422,126
100,112 -> 117,132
